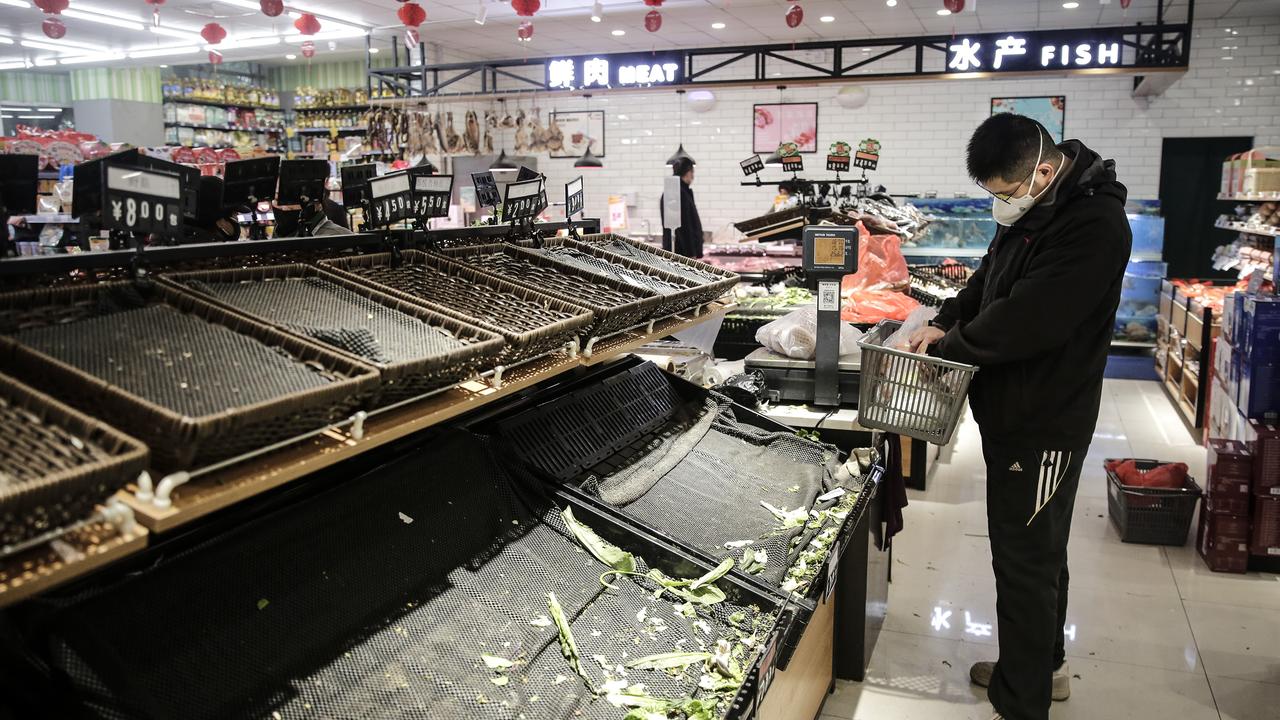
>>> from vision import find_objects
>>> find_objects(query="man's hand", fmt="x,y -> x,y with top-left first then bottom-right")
903,325 -> 945,354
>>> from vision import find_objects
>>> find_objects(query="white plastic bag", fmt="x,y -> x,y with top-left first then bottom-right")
883,306 -> 938,351
755,305 -> 864,360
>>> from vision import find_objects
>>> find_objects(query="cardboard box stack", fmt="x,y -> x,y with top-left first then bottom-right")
1250,425 -> 1280,558
1199,439 -> 1253,573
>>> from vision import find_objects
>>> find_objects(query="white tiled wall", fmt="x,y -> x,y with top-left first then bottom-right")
487,15 -> 1280,238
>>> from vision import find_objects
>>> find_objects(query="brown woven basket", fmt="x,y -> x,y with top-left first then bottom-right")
569,233 -> 739,307
0,371 -> 149,546
161,264 -> 506,405
435,243 -> 665,338
318,251 -> 593,364
0,282 -> 380,471
732,206 -> 807,239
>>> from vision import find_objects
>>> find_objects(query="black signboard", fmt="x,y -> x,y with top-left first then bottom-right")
853,152 -> 879,171
72,148 -> 140,217
565,176 -> 584,218
0,154 -> 39,216
740,155 -> 765,176
134,154 -> 200,220
340,162 -> 377,211
826,154 -> 850,173
780,155 -> 804,172
222,156 -> 281,209
545,51 -> 684,91
365,171 -> 413,228
277,159 -> 330,205
102,165 -> 183,238
412,173 -> 454,219
503,177 -> 543,221
471,170 -> 501,208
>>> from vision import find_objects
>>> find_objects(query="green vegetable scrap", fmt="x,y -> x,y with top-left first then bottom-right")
256,598 -> 270,610
689,558 -> 734,590
562,506 -> 636,575
547,591 -> 594,692
645,569 -> 726,606
625,652 -> 712,671
481,654 -> 515,670
490,676 -> 509,687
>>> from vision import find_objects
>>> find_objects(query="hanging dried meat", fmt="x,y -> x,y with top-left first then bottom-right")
463,110 -> 480,154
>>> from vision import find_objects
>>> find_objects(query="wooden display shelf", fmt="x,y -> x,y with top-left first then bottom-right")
1218,192 -> 1280,202
120,301 -> 735,534
0,521 -> 147,610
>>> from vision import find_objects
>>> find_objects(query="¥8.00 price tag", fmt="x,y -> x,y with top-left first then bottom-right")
103,166 -> 182,237
412,173 -> 454,219
366,172 -> 413,228
503,177 -> 543,221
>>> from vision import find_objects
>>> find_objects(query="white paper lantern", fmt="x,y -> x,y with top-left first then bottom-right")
687,90 -> 717,113
836,85 -> 869,109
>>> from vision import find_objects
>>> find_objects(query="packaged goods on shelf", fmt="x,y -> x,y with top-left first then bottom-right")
1222,147 -> 1280,198
1198,506 -> 1251,573
1252,496 -> 1280,556
292,86 -> 369,109
1251,422 -> 1280,497
161,75 -> 280,108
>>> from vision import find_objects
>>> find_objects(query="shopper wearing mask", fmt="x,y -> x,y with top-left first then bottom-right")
660,157 -> 704,258
905,113 -> 1131,720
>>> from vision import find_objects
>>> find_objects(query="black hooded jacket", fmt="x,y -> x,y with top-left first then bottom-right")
933,140 -> 1132,450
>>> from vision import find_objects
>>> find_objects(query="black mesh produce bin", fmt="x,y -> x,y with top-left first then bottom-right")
0,371 -> 148,546
162,264 -> 505,404
565,234 -> 740,307
319,250 -> 594,364
1106,459 -> 1202,545
0,282 -> 379,470
19,430 -> 787,720
437,243 -> 666,338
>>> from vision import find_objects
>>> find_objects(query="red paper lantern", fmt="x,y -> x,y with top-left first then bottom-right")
397,2 -> 425,27
294,12 -> 321,35
34,0 -> 68,14
943,0 -> 964,12
511,0 -> 539,18
785,3 -> 803,28
1120,0 -> 1132,6
643,0 -> 662,6
200,22 -> 227,44
208,49 -> 223,65
516,21 -> 533,40
259,0 -> 283,17
301,40 -> 315,58
42,16 -> 66,38
644,9 -> 661,32
404,27 -> 420,45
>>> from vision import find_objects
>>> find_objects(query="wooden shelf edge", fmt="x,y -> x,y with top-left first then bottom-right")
0,524 -> 148,610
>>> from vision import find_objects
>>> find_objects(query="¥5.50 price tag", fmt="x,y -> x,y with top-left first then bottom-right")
103,166 -> 183,237
503,177 -> 543,221
412,173 -> 454,219
366,172 -> 412,228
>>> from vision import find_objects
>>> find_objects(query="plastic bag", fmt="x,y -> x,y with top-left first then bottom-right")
884,306 -> 939,351
841,222 -> 910,293
840,289 -> 920,324
755,305 -> 864,360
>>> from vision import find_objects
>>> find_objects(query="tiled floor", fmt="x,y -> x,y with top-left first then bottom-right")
820,379 -> 1280,720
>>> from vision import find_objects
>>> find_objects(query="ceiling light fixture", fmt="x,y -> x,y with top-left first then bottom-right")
885,0 -> 896,6
285,53 -> 296,59
73,1 -> 149,20
711,21 -> 725,29
214,36 -> 282,50
611,29 -> 625,36
819,15 -> 834,22
150,26 -> 203,40
1062,1 -> 1079,8
21,38 -> 109,54
0,37 -> 13,44
0,106 -> 31,111
128,45 -> 198,58
368,47 -> 379,53
59,53 -> 127,65
217,0 -> 371,29
590,0 -> 602,22
0,0 -> 30,7
936,8 -> 951,16
0,62 -> 25,70
36,107 -> 62,111
17,114 -> 55,119
158,63 -> 167,67
284,29 -> 366,43
61,9 -> 144,31
33,58 -> 58,67
475,0 -> 487,25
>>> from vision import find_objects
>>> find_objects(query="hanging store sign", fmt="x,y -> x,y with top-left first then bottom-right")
103,165 -> 183,237
779,143 -> 803,173
546,52 -> 684,91
854,138 -> 880,171
826,141 -> 851,173
740,155 -> 765,176
945,29 -> 1124,73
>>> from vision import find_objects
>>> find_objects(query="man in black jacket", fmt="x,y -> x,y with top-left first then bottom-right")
907,113 -> 1131,720
660,157 -> 704,258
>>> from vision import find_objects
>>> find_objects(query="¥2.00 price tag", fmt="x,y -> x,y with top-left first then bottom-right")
366,172 -> 412,228
412,173 -> 454,219
103,166 -> 183,237
503,177 -> 543,221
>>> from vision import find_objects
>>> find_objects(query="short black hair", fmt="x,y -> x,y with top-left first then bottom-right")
671,157 -> 695,177
966,113 -> 1056,184
778,180 -> 797,194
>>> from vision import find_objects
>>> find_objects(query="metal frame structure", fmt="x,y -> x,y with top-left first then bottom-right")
368,18 -> 1192,101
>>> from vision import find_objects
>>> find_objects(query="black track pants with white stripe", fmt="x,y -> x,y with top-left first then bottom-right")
982,439 -> 1086,720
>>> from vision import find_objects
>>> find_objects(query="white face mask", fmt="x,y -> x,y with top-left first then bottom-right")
990,134 -> 1054,227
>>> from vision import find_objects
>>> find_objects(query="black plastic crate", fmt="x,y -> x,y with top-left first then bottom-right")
1106,458 -> 1203,545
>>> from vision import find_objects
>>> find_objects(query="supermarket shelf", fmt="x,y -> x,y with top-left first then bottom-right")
1218,192 -> 1280,202
295,104 -> 370,113
0,521 -> 147,610
165,122 -> 283,133
162,96 -> 281,111
1215,217 -> 1280,239
117,300 -> 734,534
296,127 -> 367,135
1111,339 -> 1157,348
900,247 -> 987,258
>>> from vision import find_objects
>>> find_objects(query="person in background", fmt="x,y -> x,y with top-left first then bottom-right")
906,113 -> 1131,720
660,157 -> 703,258
771,181 -> 800,212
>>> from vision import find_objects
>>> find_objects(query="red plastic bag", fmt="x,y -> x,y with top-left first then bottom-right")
841,288 -> 919,324
841,222 -> 909,293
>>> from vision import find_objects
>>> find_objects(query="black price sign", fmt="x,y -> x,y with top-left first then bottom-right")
740,155 -> 764,176
853,153 -> 879,171
503,177 -> 543,221
103,165 -> 183,237
365,172 -> 413,228
565,176 -> 584,218
471,170 -> 501,208
412,173 -> 454,219
827,154 -> 850,172
781,155 -> 804,172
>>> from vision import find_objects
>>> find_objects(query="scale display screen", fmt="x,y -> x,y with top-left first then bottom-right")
802,225 -> 858,274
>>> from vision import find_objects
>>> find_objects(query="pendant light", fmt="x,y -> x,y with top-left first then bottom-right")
665,89 -> 695,167
574,94 -> 604,168
762,85 -> 786,167
490,148 -> 518,173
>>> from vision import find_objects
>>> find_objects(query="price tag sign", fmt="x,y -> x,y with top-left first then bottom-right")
854,138 -> 881,171
412,173 -> 454,219
471,170 -> 501,208
825,543 -> 840,600
503,177 -> 543,221
740,155 -> 764,176
565,176 -> 585,218
780,155 -> 804,172
365,172 -> 412,228
827,155 -> 850,172
103,165 -> 183,237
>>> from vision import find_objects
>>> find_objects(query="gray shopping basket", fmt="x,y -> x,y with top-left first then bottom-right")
856,320 -> 977,445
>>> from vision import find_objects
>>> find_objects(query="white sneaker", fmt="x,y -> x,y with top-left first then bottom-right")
991,714 -> 1004,720
970,660 -> 1071,701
